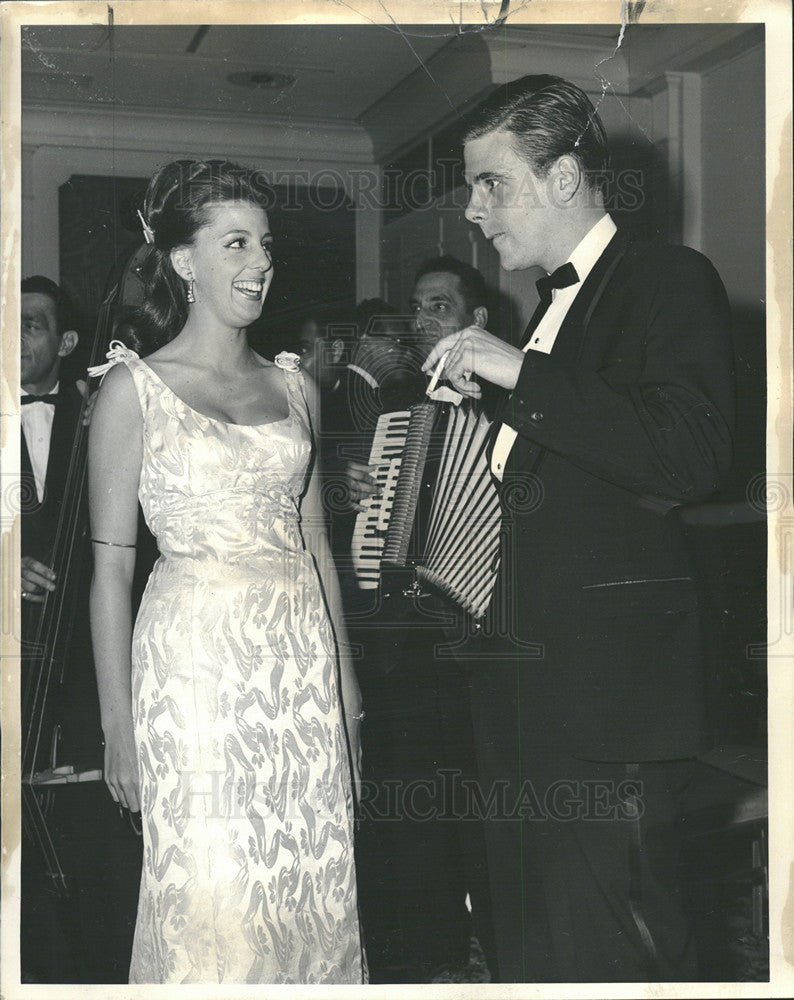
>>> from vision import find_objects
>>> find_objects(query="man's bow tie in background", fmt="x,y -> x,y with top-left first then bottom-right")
21,393 -> 59,405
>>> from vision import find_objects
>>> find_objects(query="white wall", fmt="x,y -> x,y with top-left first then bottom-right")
699,44 -> 765,310
379,39 -> 765,330
21,104 -> 382,300
381,188 -> 497,314
380,89 -> 655,336
22,33 -> 765,318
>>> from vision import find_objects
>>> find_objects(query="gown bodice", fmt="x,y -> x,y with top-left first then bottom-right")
124,357 -> 312,567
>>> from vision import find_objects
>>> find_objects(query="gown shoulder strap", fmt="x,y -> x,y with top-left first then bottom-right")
87,339 -> 153,414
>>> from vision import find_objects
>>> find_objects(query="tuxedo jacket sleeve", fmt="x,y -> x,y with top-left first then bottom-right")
504,239 -> 734,505
491,236 -> 736,761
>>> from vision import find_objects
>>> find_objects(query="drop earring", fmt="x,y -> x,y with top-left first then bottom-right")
186,277 -> 195,304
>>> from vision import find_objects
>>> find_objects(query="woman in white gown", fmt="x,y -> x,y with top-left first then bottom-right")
88,159 -> 366,984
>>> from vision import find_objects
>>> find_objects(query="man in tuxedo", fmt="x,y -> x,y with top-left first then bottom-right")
344,262 -> 491,512
422,76 -> 734,982
316,299 -> 405,589
343,263 -> 496,981
20,275 -> 142,982
20,275 -> 82,612
20,275 -> 82,981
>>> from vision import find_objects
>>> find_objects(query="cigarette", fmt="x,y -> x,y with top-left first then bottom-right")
425,351 -> 449,396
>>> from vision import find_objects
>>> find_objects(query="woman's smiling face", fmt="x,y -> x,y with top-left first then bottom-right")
175,201 -> 274,330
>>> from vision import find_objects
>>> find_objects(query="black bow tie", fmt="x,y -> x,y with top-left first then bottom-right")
536,261 -> 579,306
21,393 -> 58,405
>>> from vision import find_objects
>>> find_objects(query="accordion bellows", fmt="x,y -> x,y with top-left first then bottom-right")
351,401 -> 501,619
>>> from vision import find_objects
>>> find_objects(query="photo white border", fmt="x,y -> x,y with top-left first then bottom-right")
2,2 -> 791,998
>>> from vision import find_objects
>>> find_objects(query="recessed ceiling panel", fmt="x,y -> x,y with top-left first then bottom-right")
21,24 -> 453,121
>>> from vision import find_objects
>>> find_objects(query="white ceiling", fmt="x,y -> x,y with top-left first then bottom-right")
21,22 -> 762,155
21,24 -> 457,122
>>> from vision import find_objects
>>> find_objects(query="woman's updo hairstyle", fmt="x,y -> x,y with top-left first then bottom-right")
136,159 -> 273,349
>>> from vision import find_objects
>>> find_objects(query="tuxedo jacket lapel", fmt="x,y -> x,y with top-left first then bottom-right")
21,422 -> 33,477
21,385 -> 82,563
517,297 -> 549,351
489,231 -> 631,477
20,388 -> 81,499
544,230 -> 629,367
19,418 -> 40,543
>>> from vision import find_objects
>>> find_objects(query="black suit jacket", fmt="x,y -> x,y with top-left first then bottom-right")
21,382 -> 85,566
489,230 -> 734,761
20,382 -> 105,769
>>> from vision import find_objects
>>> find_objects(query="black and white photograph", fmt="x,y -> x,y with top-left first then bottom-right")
1,0 -> 791,995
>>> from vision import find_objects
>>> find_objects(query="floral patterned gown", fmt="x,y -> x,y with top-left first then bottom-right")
109,351 -> 364,984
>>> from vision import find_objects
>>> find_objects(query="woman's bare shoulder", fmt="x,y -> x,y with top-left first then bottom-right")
93,361 -> 141,421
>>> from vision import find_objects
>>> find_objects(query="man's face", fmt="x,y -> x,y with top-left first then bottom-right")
409,271 -> 473,355
464,128 -> 554,273
298,319 -> 343,388
297,319 -> 321,379
21,292 -> 64,391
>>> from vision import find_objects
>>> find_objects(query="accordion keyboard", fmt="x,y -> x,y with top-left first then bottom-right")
350,410 -> 411,590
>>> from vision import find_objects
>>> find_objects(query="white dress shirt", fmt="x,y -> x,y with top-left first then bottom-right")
21,382 -> 59,503
491,215 -> 618,480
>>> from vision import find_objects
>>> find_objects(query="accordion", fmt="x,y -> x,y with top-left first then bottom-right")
351,400 -> 501,619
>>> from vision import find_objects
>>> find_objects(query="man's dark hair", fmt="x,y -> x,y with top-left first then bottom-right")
414,255 -> 487,315
354,297 -> 399,339
463,75 -> 610,193
21,275 -> 76,335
